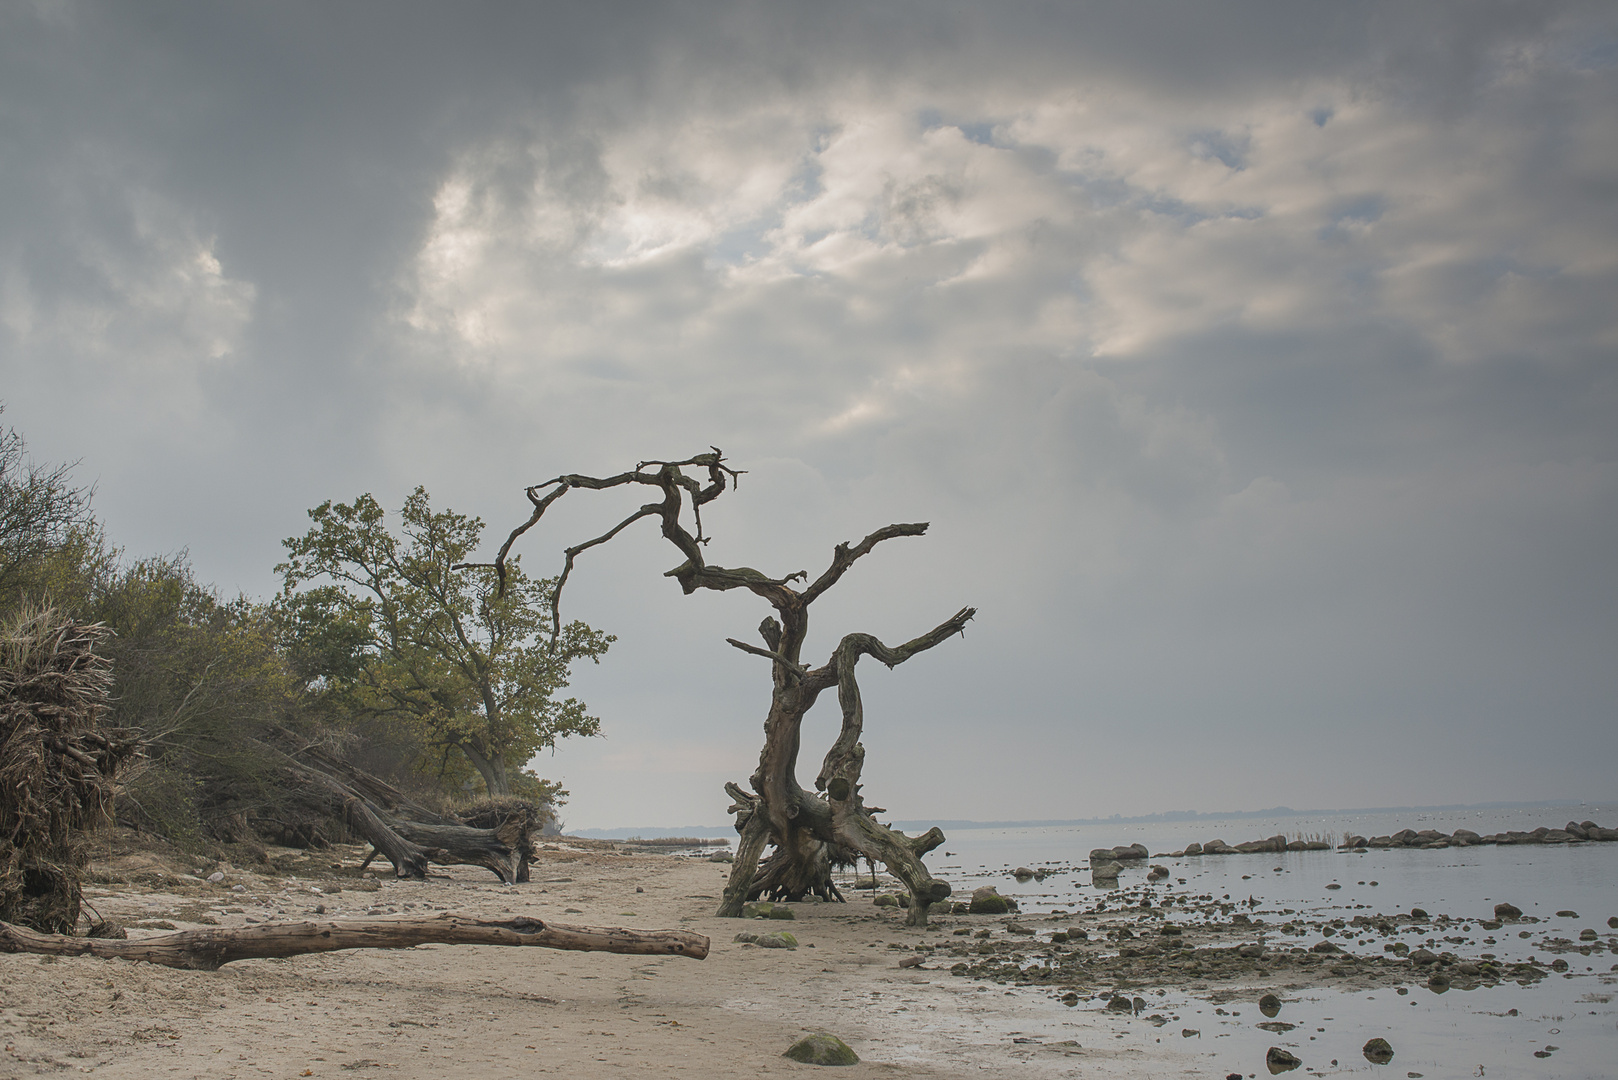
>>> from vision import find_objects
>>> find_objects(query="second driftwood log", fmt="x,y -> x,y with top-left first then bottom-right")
0,913 -> 709,971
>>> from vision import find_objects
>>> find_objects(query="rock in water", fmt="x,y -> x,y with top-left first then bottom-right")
1090,861 -> 1122,881
784,1033 -> 859,1066
1362,1037 -> 1394,1064
1258,993 -> 1281,1017
1266,1046 -> 1302,1074
969,886 -> 1012,914
1493,902 -> 1522,919
1012,866 -> 1035,881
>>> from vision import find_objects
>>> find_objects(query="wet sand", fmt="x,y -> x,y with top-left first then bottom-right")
2,839 -> 1612,1078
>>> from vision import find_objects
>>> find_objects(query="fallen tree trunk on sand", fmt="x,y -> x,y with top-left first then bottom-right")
0,913 -> 708,971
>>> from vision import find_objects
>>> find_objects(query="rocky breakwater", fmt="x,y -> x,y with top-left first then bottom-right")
1169,836 -> 1333,857
1339,820 -> 1618,850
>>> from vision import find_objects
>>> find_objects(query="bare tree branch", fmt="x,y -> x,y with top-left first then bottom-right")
800,523 -> 930,605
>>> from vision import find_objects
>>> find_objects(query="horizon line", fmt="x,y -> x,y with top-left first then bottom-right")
568,797 -> 1614,839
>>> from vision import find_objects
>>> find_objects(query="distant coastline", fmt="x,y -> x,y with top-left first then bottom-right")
569,797 -> 1611,840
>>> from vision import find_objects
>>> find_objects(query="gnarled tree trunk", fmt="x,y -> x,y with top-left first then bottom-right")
476,452 -> 974,927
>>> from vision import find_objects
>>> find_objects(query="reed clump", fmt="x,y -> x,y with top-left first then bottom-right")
0,605 -> 138,932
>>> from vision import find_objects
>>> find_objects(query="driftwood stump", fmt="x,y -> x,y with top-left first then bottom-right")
0,913 -> 708,970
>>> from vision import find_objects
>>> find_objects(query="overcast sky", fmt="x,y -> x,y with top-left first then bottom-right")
3,1 -> 1615,829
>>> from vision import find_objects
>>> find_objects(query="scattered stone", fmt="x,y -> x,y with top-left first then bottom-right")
1147,865 -> 1169,881
1005,922 -> 1034,935
1090,861 -> 1122,881
1410,908 -> 1428,919
1363,1037 -> 1394,1065
1325,883 -> 1341,890
1610,916 -> 1618,929
1555,910 -> 1578,917
1579,928 -> 1598,941
755,931 -> 798,949
1107,996 -> 1133,1011
1494,903 -> 1522,919
207,871 -> 226,883
1012,867 -> 1035,881
783,1033 -> 859,1066
897,955 -> 925,968
1257,1021 -> 1295,1033
1258,993 -> 1281,1017
708,852 -> 733,863
1408,949 -> 1438,966
1266,1046 -> 1302,1073
873,894 -> 899,908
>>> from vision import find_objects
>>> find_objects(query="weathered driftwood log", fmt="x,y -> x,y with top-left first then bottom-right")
0,913 -> 708,971
391,815 -> 527,884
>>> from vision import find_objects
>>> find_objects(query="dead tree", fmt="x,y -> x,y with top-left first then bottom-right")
475,450 -> 973,927
0,913 -> 708,970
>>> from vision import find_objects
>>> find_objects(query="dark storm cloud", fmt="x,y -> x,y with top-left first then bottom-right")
1,1 -> 1614,826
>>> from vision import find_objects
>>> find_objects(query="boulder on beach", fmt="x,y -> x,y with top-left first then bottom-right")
1112,843 -> 1149,860
783,1033 -> 859,1066
1183,842 -> 1204,856
1494,902 -> 1523,919
1012,867 -> 1035,881
1362,1037 -> 1394,1064
1090,860 -> 1122,881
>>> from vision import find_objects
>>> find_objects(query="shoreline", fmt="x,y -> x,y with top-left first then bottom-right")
1,838 -> 1612,1078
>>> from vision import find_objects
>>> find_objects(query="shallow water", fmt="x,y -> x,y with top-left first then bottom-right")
891,804 -> 1618,1079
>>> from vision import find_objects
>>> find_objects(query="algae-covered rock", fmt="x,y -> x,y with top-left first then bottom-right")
783,1033 -> 859,1065
742,901 -> 774,918
755,930 -> 798,949
873,894 -> 899,908
969,886 -> 1011,915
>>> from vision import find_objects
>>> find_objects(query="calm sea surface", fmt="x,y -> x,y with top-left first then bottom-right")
866,804 -> 1618,1079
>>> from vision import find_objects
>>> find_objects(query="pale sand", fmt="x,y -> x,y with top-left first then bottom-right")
1,845 -> 1208,1079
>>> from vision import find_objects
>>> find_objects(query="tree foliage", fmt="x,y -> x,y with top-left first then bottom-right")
278,488 -> 612,797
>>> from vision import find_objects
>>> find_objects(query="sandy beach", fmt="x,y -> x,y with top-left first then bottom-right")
0,839 -> 1262,1080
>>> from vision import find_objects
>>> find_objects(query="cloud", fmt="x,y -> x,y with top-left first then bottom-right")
1,2 -> 1614,826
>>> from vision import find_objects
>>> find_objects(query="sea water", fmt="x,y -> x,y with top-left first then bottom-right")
873,804 -> 1618,1078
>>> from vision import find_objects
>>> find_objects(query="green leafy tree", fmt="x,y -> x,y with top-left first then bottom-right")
94,555 -> 296,844
0,410 -> 104,611
278,488 -> 612,797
